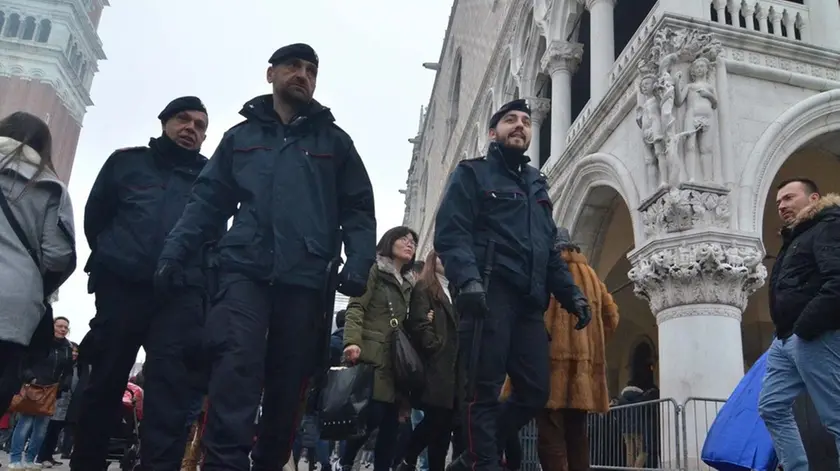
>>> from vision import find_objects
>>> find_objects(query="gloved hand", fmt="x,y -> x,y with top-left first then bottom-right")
456,280 -> 489,318
570,297 -> 592,330
337,268 -> 367,297
153,259 -> 185,298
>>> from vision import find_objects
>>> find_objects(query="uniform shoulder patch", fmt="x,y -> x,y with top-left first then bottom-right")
113,146 -> 147,153
459,155 -> 487,164
110,146 -> 148,158
228,120 -> 249,131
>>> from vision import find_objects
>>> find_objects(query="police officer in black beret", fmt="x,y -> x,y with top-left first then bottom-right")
155,43 -> 377,471
72,97 -> 222,471
434,99 -> 592,471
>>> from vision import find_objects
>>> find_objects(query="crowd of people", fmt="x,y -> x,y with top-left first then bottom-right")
0,37 -> 838,471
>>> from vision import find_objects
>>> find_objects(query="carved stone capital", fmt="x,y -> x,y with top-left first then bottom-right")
639,183 -> 730,237
525,97 -> 551,125
541,41 -> 584,75
627,232 -> 767,314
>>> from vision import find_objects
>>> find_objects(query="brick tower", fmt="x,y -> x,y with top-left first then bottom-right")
0,0 -> 108,183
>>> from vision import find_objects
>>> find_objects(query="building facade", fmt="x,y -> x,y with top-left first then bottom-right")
0,0 -> 108,183
403,0 -> 840,463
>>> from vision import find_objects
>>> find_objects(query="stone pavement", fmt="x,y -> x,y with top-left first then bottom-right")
0,452 -> 72,470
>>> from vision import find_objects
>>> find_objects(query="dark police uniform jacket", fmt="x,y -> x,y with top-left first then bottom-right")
159,95 -> 377,291
84,138 -> 214,285
434,142 -> 584,311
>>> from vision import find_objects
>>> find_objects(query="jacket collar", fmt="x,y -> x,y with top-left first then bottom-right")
376,255 -> 416,287
781,193 -> 840,241
0,137 -> 49,181
239,94 -> 335,128
789,193 -> 840,228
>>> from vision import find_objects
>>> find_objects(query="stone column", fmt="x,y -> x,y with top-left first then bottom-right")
524,97 -> 551,168
585,0 -> 616,103
629,185 -> 767,468
540,41 -> 583,160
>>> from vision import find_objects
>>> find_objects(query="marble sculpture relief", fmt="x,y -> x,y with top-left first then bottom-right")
635,27 -> 723,192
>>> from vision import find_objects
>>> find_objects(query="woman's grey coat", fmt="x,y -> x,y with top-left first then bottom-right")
0,137 -> 76,346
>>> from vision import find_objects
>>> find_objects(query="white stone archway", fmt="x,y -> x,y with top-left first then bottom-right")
555,152 -> 642,253
738,89 -> 840,233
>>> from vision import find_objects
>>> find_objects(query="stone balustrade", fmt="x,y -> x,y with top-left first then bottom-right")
707,0 -> 809,42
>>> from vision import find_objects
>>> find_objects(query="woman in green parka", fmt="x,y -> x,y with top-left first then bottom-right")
340,226 -> 419,471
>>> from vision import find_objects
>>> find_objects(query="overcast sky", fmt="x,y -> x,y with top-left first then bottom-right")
53,0 -> 452,353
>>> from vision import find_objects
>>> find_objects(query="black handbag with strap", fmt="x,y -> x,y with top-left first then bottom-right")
0,189 -> 55,353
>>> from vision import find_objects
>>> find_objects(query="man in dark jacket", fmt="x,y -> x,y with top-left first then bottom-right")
758,178 -> 840,471
71,97 -> 216,471
154,43 -> 376,471
434,99 -> 591,471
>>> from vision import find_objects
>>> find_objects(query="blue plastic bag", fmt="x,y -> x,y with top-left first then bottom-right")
701,351 -> 778,471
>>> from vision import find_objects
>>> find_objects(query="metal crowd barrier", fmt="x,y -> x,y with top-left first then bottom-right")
517,397 -> 725,471
680,397 -> 726,471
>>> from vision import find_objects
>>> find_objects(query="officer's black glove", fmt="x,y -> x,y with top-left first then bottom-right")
570,298 -> 592,330
337,268 -> 367,298
153,259 -> 185,299
456,280 -> 489,318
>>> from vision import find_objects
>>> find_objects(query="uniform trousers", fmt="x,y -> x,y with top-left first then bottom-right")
201,277 -> 322,471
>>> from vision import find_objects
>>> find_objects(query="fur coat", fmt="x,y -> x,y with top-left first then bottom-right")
502,249 -> 619,413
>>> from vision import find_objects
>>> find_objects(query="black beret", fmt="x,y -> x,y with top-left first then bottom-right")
158,96 -> 207,123
269,43 -> 319,67
488,98 -> 531,129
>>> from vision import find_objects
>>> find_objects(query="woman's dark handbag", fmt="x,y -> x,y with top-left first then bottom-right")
318,364 -> 374,440
392,325 -> 425,393
385,294 -> 425,393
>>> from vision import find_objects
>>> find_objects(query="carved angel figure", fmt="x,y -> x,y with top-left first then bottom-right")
636,74 -> 667,189
675,57 -> 718,182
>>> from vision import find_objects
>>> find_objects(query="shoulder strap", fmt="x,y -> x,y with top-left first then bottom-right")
0,190 -> 40,269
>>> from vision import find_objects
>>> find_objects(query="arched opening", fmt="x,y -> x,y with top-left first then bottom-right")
629,337 -> 657,389
570,8 -> 590,123
569,1 -> 657,122
449,53 -> 462,125
745,131 -> 840,352
614,0 -> 657,60
0,12 -> 5,35
69,43 -> 78,61
744,127 -> 840,466
36,19 -> 50,42
72,51 -> 83,70
568,185 -> 653,397
21,16 -> 35,40
5,13 -> 20,37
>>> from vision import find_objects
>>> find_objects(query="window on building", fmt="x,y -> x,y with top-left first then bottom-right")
79,61 -> 87,80
69,43 -> 78,62
5,13 -> 20,37
36,19 -> 51,42
449,54 -> 462,124
72,51 -> 82,69
21,16 -> 35,40
0,12 -> 5,35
